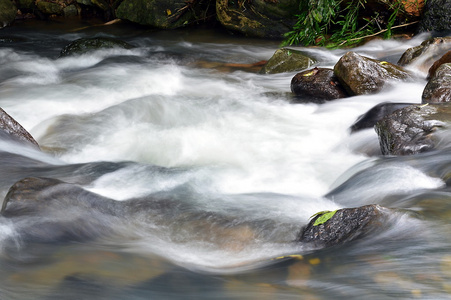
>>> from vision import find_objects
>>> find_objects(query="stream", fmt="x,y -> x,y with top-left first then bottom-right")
0,19 -> 450,299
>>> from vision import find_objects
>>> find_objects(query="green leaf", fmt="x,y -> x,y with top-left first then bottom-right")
312,210 -> 337,226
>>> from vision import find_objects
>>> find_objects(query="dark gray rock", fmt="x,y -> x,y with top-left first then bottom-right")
375,103 -> 451,155
259,48 -> 316,74
334,52 -> 412,95
417,0 -> 451,33
422,63 -> 451,103
350,102 -> 415,133
59,37 -> 135,57
291,67 -> 348,102
0,107 -> 39,149
298,205 -> 387,248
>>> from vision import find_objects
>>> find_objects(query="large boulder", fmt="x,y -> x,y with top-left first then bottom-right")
397,37 -> 451,72
375,103 -> 451,155
259,48 -> 316,74
417,0 -> 451,33
216,0 -> 298,39
298,205 -> 387,248
423,63 -> 451,103
0,107 -> 39,149
116,0 -> 215,29
291,67 -> 348,102
350,102 -> 414,133
59,37 -> 135,57
0,0 -> 17,28
334,52 -> 412,95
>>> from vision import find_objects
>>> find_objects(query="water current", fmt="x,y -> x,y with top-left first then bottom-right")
0,19 -> 450,299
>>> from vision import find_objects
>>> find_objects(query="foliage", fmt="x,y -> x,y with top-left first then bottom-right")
310,210 -> 337,226
282,0 -> 409,48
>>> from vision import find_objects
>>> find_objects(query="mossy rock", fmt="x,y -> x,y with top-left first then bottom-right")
216,0 -> 298,39
259,48 -> 316,74
59,37 -> 135,57
0,0 -> 17,28
116,0 -> 214,29
36,0 -> 64,15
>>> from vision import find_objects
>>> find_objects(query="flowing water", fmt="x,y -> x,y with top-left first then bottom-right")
0,19 -> 450,299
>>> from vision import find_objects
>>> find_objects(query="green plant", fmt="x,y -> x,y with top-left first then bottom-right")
282,0 -> 412,48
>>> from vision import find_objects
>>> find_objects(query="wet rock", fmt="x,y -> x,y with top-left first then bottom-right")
0,0 -> 17,28
334,52 -> 412,95
417,0 -> 451,33
350,102 -> 415,133
259,48 -> 316,75
375,103 -> 451,155
428,51 -> 451,79
397,37 -> 451,72
59,37 -> 135,57
422,63 -> 451,103
290,67 -> 348,102
298,205 -> 387,248
0,107 -> 39,149
216,0 -> 298,39
116,0 -> 215,29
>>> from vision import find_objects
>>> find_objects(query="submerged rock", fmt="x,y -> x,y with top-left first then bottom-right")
423,63 -> 451,103
334,52 -> 412,95
298,205 -> 387,248
397,37 -> 451,72
0,0 -> 17,28
417,0 -> 451,33
291,67 -> 348,102
259,48 -> 316,74
0,107 -> 39,149
59,37 -> 135,57
350,102 -> 415,133
375,103 -> 451,155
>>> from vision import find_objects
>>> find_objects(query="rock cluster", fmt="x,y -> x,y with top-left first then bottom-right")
1,0 -> 448,39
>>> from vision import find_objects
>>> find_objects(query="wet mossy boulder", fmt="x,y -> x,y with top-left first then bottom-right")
216,0 -> 298,39
398,37 -> 451,72
375,103 -> 451,155
0,0 -> 17,28
334,52 -> 412,95
417,0 -> 451,33
298,205 -> 387,248
259,48 -> 316,74
291,67 -> 348,102
59,37 -> 135,57
350,102 -> 414,133
423,63 -> 451,103
116,0 -> 215,29
0,107 -> 40,149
